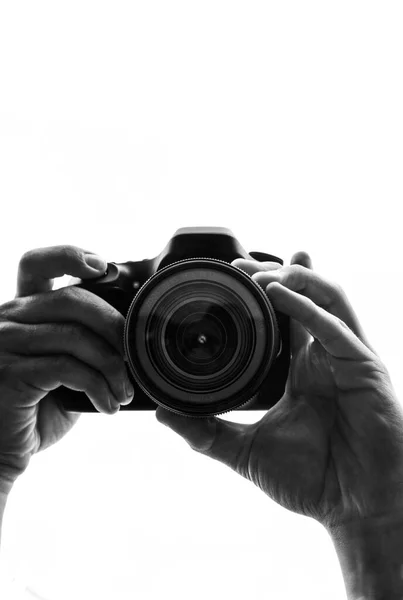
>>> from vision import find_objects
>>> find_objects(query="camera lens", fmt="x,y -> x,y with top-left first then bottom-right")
165,301 -> 232,374
124,258 -> 280,416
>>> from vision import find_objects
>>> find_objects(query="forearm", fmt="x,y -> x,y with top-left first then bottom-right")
0,476 -> 14,549
327,511 -> 403,600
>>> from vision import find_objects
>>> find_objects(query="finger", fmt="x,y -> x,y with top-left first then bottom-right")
231,258 -> 282,277
290,250 -> 313,270
155,406 -> 254,475
252,262 -> 374,354
0,321 -> 134,406
17,245 -> 107,297
9,355 -> 121,414
265,282 -> 373,360
1,286 -> 126,357
232,253 -> 314,355
288,251 -> 314,353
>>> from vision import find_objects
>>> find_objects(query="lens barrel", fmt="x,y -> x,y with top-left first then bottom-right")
124,258 -> 280,416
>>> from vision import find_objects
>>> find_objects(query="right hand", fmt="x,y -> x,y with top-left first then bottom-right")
156,253 -> 403,532
0,245 -> 135,492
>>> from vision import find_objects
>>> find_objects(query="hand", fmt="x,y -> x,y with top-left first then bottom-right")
0,245 -> 134,493
155,252 -> 403,531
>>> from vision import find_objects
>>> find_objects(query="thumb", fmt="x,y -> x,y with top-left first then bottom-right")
155,406 -> 253,474
17,245 -> 108,297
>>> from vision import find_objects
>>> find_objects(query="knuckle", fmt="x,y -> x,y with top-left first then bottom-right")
0,298 -> 19,321
332,281 -> 346,298
289,264 -> 303,273
59,245 -> 84,263
280,264 -> 303,288
287,264 -> 305,279
56,245 -> 89,274
18,249 -> 37,270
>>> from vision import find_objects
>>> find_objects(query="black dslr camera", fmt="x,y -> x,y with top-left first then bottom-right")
60,227 -> 290,417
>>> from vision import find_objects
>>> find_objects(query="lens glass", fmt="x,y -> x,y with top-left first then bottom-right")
165,300 -> 233,373
161,297 -> 240,380
144,280 -> 255,394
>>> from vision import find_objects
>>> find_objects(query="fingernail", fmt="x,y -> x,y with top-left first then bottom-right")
122,380 -> 135,404
85,254 -> 107,272
109,396 -> 120,414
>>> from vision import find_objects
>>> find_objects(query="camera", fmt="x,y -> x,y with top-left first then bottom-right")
59,227 -> 290,417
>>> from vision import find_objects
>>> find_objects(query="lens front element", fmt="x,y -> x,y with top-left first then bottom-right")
124,259 -> 280,416
164,300 -> 234,374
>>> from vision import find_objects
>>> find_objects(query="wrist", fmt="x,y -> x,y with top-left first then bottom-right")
0,455 -> 28,494
326,510 -> 403,600
0,470 -> 17,497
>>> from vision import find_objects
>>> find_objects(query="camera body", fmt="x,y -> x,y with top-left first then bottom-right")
60,227 -> 290,414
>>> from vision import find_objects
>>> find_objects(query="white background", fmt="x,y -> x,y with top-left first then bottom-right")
0,1 -> 403,598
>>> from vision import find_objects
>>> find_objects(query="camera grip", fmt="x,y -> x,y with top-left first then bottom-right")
55,272 -> 157,411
